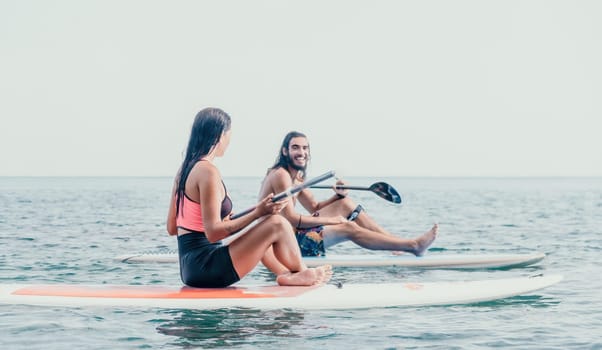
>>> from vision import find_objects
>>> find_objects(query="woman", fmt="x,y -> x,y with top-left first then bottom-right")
166,107 -> 331,288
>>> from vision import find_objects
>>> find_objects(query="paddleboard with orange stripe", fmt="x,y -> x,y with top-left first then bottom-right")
0,274 -> 562,310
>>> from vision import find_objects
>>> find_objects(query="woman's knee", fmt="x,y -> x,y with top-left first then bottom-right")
261,215 -> 293,235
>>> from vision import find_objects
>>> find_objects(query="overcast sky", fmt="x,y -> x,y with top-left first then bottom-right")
1,0 -> 601,177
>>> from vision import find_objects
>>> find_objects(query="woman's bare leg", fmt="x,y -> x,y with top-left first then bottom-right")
229,215 -> 332,286
261,246 -> 289,276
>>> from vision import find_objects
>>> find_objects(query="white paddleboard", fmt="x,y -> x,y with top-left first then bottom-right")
115,251 -> 546,269
0,274 -> 562,310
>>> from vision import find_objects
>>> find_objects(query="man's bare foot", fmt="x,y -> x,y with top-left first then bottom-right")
276,265 -> 333,286
412,223 -> 438,256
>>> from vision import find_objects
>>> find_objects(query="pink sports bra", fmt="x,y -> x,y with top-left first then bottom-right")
176,181 -> 233,233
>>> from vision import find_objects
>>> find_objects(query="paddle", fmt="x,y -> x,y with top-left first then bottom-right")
310,182 -> 402,204
230,170 -> 336,220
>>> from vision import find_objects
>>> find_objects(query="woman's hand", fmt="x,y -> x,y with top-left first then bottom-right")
255,193 -> 289,217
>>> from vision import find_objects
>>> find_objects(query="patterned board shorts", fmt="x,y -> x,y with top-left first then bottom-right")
295,225 -> 326,257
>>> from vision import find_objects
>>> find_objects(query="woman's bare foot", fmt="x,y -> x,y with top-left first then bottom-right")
315,264 -> 333,284
276,265 -> 333,286
412,223 -> 438,256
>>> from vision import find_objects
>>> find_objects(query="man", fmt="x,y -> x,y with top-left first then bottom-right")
258,131 -> 438,257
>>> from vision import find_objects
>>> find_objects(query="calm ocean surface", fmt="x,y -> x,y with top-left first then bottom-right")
1,176 -> 601,349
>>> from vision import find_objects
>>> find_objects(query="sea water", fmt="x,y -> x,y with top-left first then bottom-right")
1,176 -> 601,349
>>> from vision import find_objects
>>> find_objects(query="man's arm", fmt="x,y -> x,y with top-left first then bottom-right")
263,168 -> 302,225
272,172 -> 346,228
297,188 -> 346,214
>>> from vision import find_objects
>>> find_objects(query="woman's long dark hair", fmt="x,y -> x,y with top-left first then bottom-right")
176,107 -> 231,216
269,131 -> 309,179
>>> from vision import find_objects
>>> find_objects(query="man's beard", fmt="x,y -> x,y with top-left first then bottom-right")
286,154 -> 307,172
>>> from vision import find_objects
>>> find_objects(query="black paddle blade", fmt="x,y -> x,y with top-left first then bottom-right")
369,182 -> 402,204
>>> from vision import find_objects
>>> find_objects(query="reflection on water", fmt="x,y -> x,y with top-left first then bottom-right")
152,295 -> 560,348
154,308 -> 332,348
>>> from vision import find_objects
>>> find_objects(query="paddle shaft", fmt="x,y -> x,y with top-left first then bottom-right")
311,185 -> 371,191
230,170 -> 336,220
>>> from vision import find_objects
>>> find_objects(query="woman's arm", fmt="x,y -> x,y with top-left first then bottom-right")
166,179 -> 178,235
198,163 -> 274,242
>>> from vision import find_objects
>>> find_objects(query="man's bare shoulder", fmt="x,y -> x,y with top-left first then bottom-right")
258,168 -> 291,198
264,167 -> 294,190
265,167 -> 291,182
